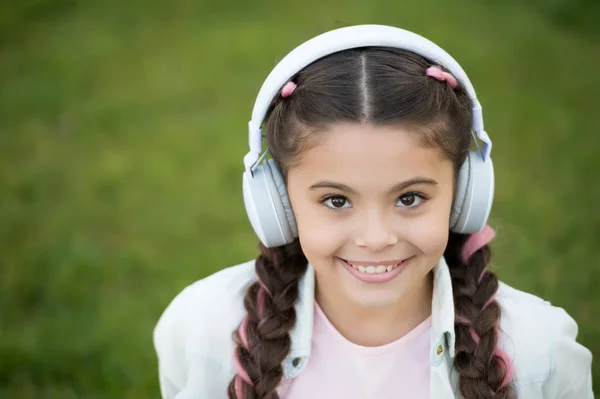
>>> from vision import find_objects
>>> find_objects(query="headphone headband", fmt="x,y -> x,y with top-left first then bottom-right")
244,24 -> 492,174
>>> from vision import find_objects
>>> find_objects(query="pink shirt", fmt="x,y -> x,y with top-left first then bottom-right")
284,303 -> 432,399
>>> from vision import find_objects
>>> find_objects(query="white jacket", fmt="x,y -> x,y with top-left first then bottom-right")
153,257 -> 594,398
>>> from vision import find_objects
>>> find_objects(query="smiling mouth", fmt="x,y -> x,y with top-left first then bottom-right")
337,257 -> 412,275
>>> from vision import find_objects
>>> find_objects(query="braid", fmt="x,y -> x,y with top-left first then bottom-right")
228,239 -> 308,399
445,226 -> 516,398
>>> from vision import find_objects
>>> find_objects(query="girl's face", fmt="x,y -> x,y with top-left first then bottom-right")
286,122 -> 455,310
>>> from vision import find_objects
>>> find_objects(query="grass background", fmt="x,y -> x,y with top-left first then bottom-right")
1,0 -> 598,397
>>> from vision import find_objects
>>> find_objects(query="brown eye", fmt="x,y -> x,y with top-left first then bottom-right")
323,196 -> 350,209
400,194 -> 415,206
331,197 -> 347,208
397,193 -> 425,208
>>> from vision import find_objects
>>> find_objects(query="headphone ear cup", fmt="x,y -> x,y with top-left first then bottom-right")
450,151 -> 494,234
242,159 -> 297,248
265,159 -> 298,239
243,167 -> 268,246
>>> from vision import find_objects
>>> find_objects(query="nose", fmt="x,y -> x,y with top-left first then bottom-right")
354,211 -> 399,252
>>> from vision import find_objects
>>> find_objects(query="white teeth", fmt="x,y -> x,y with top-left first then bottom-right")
350,263 -> 399,274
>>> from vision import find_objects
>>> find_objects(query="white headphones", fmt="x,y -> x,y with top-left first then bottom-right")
242,24 -> 494,248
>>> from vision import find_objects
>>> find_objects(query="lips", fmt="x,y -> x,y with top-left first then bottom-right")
342,258 -> 406,266
336,256 -> 413,284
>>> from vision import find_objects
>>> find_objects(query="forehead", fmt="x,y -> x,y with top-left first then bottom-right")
288,123 -> 452,186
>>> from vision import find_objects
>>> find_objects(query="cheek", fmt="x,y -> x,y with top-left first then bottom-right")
407,197 -> 453,256
410,219 -> 449,257
291,198 -> 345,259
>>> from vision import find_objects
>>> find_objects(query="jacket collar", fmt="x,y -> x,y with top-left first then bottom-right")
431,256 -> 457,357
284,256 -> 456,376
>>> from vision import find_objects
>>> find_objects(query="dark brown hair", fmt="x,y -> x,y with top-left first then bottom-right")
229,47 -> 515,399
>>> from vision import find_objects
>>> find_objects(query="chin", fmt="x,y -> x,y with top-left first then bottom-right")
344,284 -> 407,309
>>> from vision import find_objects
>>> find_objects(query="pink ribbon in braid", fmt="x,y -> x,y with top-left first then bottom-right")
256,277 -> 272,328
460,224 -> 514,392
233,316 -> 251,398
233,277 -> 274,397
462,224 -> 496,263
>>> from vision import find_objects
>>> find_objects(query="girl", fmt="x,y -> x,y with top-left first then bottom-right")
153,25 -> 593,398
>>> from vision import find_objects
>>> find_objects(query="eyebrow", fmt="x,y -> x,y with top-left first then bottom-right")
309,177 -> 438,195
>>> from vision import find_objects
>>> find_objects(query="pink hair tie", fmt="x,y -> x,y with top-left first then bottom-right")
281,81 -> 297,97
426,66 -> 458,89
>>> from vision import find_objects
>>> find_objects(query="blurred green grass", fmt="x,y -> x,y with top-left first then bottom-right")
0,0 -> 598,397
